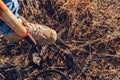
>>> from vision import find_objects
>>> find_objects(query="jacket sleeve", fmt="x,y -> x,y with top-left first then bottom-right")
0,0 -> 19,34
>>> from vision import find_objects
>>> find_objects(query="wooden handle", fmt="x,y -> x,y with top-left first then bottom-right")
0,0 -> 28,38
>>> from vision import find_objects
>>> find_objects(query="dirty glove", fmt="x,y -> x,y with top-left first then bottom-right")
4,16 -> 57,46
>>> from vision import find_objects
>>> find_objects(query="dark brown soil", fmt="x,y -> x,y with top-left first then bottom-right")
0,0 -> 120,80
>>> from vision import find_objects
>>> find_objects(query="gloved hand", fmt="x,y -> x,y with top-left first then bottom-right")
4,16 -> 57,46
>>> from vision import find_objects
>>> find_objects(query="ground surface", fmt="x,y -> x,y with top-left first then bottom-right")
0,0 -> 120,80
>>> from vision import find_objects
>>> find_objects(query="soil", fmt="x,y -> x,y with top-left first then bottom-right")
0,0 -> 120,80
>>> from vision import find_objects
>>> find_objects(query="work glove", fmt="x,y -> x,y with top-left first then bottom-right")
4,16 -> 57,46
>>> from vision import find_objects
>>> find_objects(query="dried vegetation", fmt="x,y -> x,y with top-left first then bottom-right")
0,0 -> 120,80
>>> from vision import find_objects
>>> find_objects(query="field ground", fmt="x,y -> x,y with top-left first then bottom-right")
0,0 -> 120,80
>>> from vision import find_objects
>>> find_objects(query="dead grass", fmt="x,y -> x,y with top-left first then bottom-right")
0,0 -> 120,80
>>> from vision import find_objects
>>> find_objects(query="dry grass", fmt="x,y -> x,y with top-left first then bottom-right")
0,0 -> 120,80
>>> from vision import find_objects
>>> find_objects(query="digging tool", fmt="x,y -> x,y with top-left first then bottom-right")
0,0 -> 41,54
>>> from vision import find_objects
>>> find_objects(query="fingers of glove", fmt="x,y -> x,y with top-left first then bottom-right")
4,32 -> 22,42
